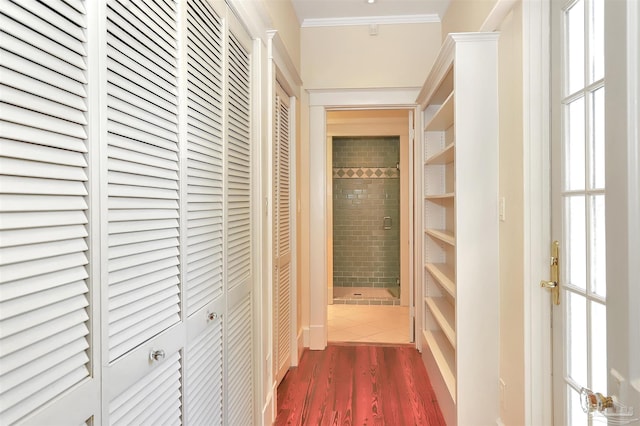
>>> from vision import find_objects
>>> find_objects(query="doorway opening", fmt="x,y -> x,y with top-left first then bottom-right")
325,109 -> 412,344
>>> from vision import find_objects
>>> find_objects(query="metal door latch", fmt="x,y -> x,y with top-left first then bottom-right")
540,240 -> 560,305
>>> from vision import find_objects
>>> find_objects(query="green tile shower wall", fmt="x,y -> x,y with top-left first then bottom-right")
332,137 -> 400,288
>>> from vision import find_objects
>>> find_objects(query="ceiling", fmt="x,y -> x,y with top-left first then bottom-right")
291,0 -> 451,26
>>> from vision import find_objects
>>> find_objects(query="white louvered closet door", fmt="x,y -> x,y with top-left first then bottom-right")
273,83 -> 293,385
225,12 -> 255,426
0,1 -> 99,424
104,1 -> 183,423
1,0 -> 260,423
184,0 -> 224,318
183,0 -> 225,424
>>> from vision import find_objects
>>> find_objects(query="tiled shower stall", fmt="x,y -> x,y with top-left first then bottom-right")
332,136 -> 400,305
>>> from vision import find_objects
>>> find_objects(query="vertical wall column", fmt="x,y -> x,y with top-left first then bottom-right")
308,105 -> 327,350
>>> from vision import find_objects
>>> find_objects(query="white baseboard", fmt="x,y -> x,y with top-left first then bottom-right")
302,326 -> 310,348
295,329 -> 304,365
261,384 -> 275,426
309,324 -> 326,350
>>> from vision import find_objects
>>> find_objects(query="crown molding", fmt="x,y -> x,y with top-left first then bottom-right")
301,14 -> 440,28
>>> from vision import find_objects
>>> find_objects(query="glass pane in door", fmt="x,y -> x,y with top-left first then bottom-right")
559,0 -> 606,421
590,300 -> 607,391
567,292 -> 587,385
590,194 -> 606,297
566,97 -> 586,191
565,196 -> 586,290
589,0 -> 605,82
566,0 -> 585,94
590,88 -> 605,190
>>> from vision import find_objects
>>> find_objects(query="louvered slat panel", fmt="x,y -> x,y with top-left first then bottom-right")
0,316 -> 86,372
0,157 -> 86,181
109,218 -> 179,235
109,352 -> 182,426
0,31 -> 86,85
227,294 -> 254,426
226,32 -> 251,291
5,1 -> 86,42
278,97 -> 291,254
185,0 -> 224,315
1,66 -> 86,111
106,0 -> 180,362
139,0 -> 176,32
109,227 -> 178,248
274,88 -> 292,382
108,150 -> 179,178
185,319 -> 223,425
106,49 -> 176,106
0,7 -> 85,66
0,2 -> 90,423
0,102 -> 86,140
107,2 -> 176,73
0,138 -> 87,165
41,0 -> 86,28
278,265 -> 291,364
1,224 -> 86,249
0,121 -> 86,152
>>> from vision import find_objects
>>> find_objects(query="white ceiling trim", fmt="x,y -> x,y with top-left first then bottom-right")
301,14 -> 440,28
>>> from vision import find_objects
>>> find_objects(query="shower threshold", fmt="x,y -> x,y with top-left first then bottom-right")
333,286 -> 400,306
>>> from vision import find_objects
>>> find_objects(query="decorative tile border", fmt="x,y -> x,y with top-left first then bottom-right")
333,167 -> 399,179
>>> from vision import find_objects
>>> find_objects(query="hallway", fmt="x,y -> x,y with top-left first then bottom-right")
274,345 -> 445,425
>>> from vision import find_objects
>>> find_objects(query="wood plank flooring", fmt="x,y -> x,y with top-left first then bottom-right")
274,344 -> 446,426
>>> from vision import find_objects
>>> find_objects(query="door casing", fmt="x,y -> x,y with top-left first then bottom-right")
307,88 -> 419,350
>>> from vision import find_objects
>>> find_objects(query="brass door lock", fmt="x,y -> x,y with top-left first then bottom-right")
540,240 -> 560,305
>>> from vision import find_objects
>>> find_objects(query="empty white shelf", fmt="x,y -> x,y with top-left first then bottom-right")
425,143 -> 454,165
425,228 -> 455,246
424,329 -> 456,403
425,262 -> 456,298
425,91 -> 454,132
426,296 -> 455,348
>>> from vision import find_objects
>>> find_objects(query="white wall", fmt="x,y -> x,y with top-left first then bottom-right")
441,1 -> 526,424
302,23 -> 441,89
496,4 -> 525,424
441,0 -> 498,38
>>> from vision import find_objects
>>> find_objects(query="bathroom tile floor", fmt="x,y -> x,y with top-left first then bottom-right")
332,286 -> 400,305
327,304 -> 411,344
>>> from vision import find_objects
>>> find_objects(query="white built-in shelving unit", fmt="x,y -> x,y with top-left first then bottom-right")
416,32 -> 500,425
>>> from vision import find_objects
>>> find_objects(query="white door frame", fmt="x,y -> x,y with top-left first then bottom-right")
522,1 -> 553,424
265,30 -> 302,425
307,88 -> 419,350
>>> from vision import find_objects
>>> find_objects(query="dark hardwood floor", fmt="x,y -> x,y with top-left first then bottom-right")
274,344 -> 446,426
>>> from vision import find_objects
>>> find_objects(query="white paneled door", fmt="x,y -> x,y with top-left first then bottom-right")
0,0 -> 257,424
550,0 -> 639,424
224,12 -> 255,426
551,0 -> 607,423
105,0 -> 182,364
183,0 -> 226,422
0,1 -> 98,424
273,82 -> 292,385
